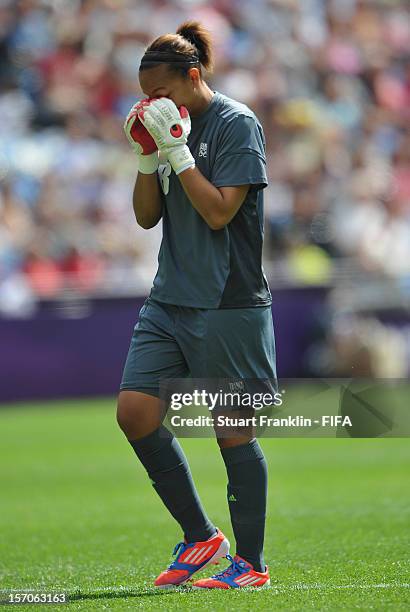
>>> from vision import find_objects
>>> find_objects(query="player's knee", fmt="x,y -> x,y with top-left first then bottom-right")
116,392 -> 143,435
116,391 -> 163,439
116,394 -> 131,433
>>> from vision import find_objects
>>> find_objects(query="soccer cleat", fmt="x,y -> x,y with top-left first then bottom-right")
154,528 -> 230,588
192,554 -> 270,589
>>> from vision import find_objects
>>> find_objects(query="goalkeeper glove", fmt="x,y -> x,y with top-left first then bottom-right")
138,97 -> 195,176
124,100 -> 159,174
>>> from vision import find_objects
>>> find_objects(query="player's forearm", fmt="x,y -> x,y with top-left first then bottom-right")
178,167 -> 228,230
133,173 -> 162,229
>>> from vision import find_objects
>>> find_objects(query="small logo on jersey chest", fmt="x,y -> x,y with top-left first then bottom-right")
198,142 -> 208,158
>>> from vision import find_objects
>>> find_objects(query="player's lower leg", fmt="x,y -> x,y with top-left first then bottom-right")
130,426 -> 231,587
220,438 -> 267,571
192,438 -> 269,589
129,425 -> 216,543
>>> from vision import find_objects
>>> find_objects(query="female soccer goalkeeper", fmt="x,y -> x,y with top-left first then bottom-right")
117,21 -> 276,590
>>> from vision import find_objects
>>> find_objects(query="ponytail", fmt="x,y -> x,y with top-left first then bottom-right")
176,21 -> 214,73
140,20 -> 214,76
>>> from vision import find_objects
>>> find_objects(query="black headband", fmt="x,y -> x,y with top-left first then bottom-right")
140,50 -> 200,69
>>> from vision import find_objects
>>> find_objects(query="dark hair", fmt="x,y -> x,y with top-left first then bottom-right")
140,20 -> 214,77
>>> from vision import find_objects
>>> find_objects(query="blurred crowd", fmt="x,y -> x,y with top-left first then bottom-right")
0,0 -> 409,312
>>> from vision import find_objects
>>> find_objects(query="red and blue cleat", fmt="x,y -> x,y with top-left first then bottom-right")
192,554 -> 270,589
154,528 -> 230,588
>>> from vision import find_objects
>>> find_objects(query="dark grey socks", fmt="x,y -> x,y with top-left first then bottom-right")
130,426 -> 216,543
221,439 -> 267,572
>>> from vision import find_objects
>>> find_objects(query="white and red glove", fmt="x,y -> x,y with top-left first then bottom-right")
137,97 -> 195,176
124,99 -> 159,174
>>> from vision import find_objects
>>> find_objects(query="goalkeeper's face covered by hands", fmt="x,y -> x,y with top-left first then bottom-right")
138,64 -> 200,116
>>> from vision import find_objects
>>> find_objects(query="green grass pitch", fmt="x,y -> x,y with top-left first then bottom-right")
0,398 -> 409,611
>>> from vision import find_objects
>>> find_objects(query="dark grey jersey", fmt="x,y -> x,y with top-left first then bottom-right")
150,91 -> 271,309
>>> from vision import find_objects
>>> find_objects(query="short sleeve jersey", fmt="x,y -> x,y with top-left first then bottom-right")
150,91 -> 272,309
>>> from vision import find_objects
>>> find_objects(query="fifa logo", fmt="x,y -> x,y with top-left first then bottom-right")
198,142 -> 208,158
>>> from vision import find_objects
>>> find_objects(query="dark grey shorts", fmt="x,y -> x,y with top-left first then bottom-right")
120,298 -> 277,397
